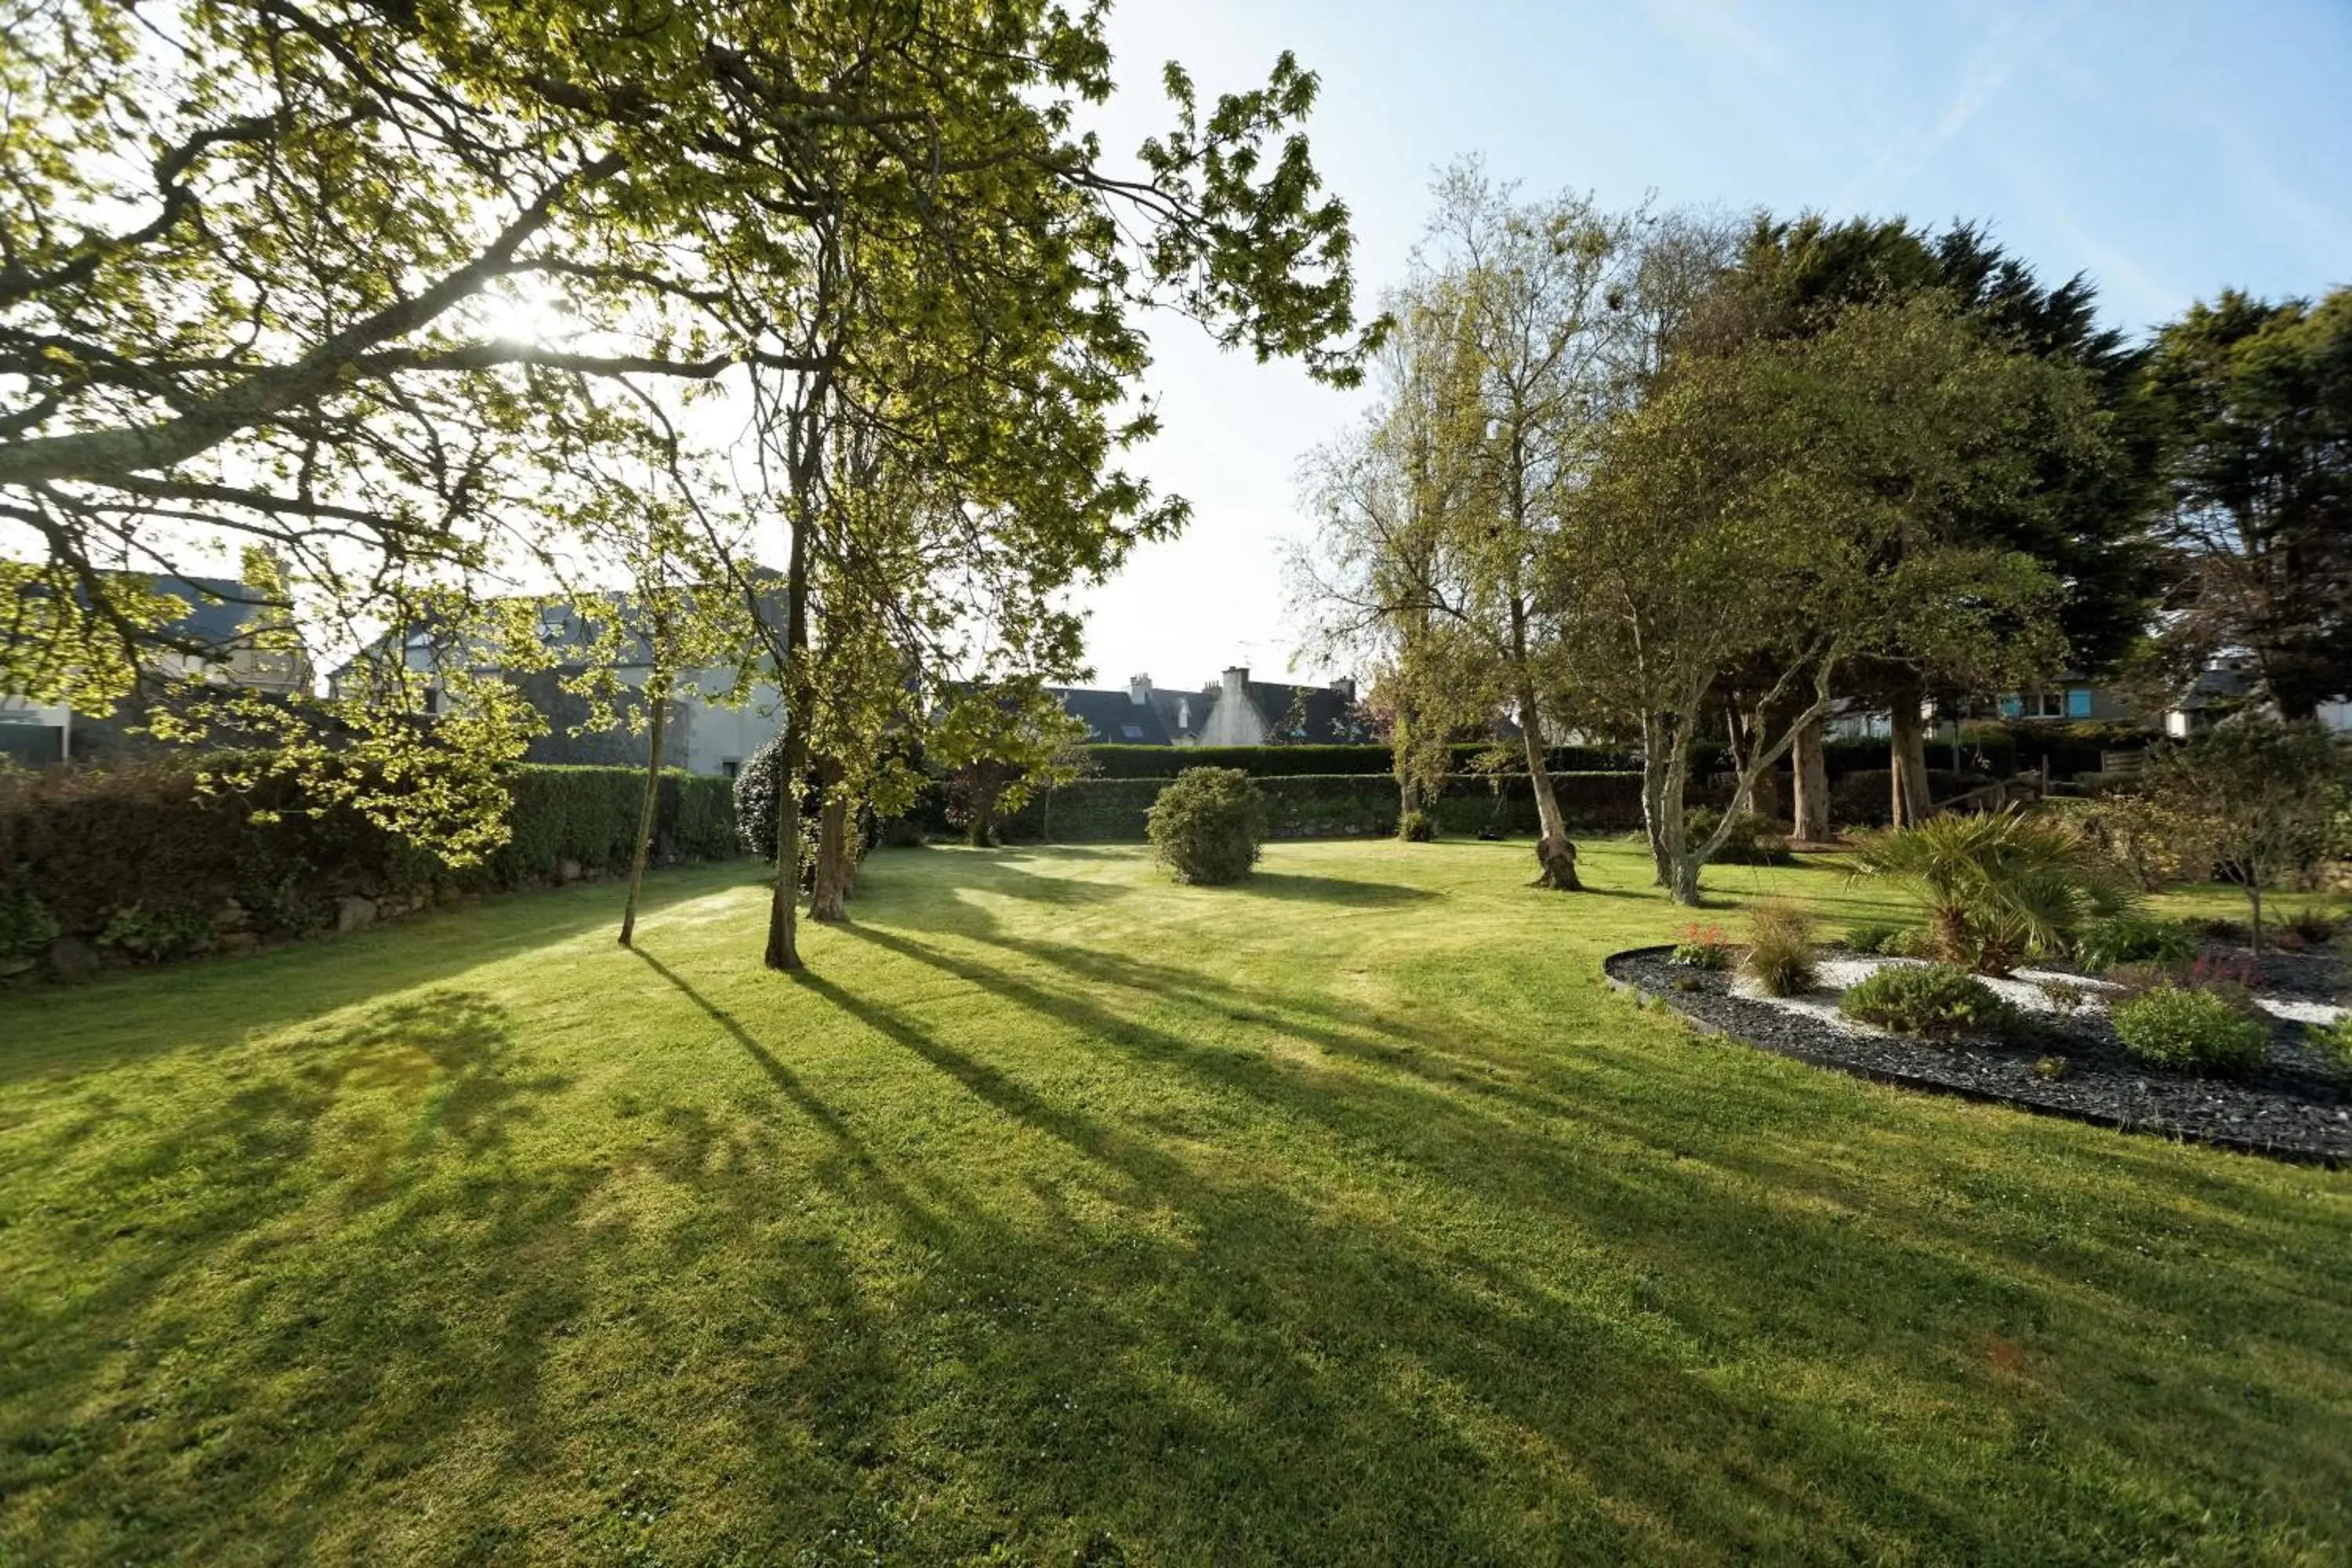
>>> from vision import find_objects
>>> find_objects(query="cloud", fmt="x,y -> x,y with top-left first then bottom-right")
1641,0 -> 1788,78
1834,0 -> 2092,212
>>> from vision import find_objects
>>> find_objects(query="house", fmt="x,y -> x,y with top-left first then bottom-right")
330,593 -> 783,778
1994,672 -> 2135,724
1825,672 -> 2140,743
2161,653 -> 2352,738
1047,667 -> 1370,746
0,573 -> 313,765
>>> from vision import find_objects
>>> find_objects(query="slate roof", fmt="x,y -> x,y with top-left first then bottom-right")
1236,678 -> 1371,743
1047,675 -> 1371,746
2178,660 -> 2256,708
148,575 -> 275,650
1049,685 -> 1172,744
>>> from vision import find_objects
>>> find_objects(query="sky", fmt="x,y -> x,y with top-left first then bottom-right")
1067,0 -> 2352,693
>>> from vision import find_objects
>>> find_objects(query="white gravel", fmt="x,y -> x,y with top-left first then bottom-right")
1732,952 -> 2332,1030
2256,996 -> 2347,1025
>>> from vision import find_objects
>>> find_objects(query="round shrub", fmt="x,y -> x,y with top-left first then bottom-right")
731,731 -> 793,863
1396,808 -> 1436,843
1838,962 -> 2020,1039
1145,767 -> 1265,885
2112,985 -> 2270,1077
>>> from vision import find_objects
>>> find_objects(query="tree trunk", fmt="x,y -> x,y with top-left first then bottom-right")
1791,713 -> 1830,843
810,791 -> 851,922
764,516 -> 814,971
617,672 -> 669,947
1639,713 -> 1673,887
1504,585 -> 1579,891
1670,851 -> 1700,906
1516,682 -> 1581,891
1889,684 -> 1931,829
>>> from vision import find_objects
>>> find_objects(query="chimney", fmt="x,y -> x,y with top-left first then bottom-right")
1222,666 -> 1249,702
1128,673 -> 1151,706
1330,675 -> 1356,703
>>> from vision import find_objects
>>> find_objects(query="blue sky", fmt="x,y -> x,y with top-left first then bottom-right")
1071,0 -> 2352,692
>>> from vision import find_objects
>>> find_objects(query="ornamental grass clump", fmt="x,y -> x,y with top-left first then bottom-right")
1838,962 -> 2020,1040
1740,898 -> 1817,997
1145,767 -> 1267,885
1852,807 -> 2135,975
2112,985 -> 2270,1078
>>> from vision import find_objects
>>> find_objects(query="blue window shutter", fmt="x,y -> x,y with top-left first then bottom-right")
2067,688 -> 2092,719
1998,695 -> 2023,719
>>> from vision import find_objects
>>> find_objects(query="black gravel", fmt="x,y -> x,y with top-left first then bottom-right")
1604,945 -> 2352,1164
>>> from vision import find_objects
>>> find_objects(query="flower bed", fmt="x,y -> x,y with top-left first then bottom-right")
1603,942 -> 2352,1163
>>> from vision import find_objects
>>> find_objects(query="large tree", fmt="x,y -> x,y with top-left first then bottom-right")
1718,216 -> 2161,826
1569,298 -> 2075,904
1292,289 -> 1486,821
1375,166 -> 1648,890
4,1 -> 1375,900
2145,288 -> 2352,720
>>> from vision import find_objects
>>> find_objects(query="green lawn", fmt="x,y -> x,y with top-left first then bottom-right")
2,838 -> 2347,1566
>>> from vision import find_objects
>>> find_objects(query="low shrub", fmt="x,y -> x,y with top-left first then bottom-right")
1145,767 -> 1266,885
96,902 -> 214,963
1684,808 -> 1791,866
1884,925 -> 1940,959
2284,906 -> 2340,945
1741,899 -> 1817,996
1396,808 -> 1436,843
2032,1054 -> 2071,1081
1843,921 -> 1908,956
0,873 -> 61,970
1837,962 -> 2020,1040
2112,985 -> 2270,1077
2074,912 -> 2195,972
2187,915 -> 2249,943
2305,1016 -> 2352,1078
1669,920 -> 1730,970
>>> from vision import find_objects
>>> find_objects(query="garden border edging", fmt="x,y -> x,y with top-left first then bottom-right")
1603,944 -> 2348,1167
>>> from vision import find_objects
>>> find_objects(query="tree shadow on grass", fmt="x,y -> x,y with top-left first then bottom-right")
0,863 -> 766,1088
672,925 -> 2351,1561
8,874 -> 2348,1563
0,987 -> 601,1563
1225,870 -> 1439,907
618,944 -> 1879,1560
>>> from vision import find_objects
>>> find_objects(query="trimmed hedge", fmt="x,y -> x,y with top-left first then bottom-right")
996,771 -> 1725,844
1073,742 -> 1638,779
0,755 -> 741,975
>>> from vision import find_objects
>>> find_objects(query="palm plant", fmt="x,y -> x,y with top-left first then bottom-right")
1851,808 -> 2136,975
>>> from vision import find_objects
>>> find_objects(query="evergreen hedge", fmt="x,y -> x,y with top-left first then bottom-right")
0,756 -> 740,976
1073,742 -> 1638,779
996,771 -> 1708,844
